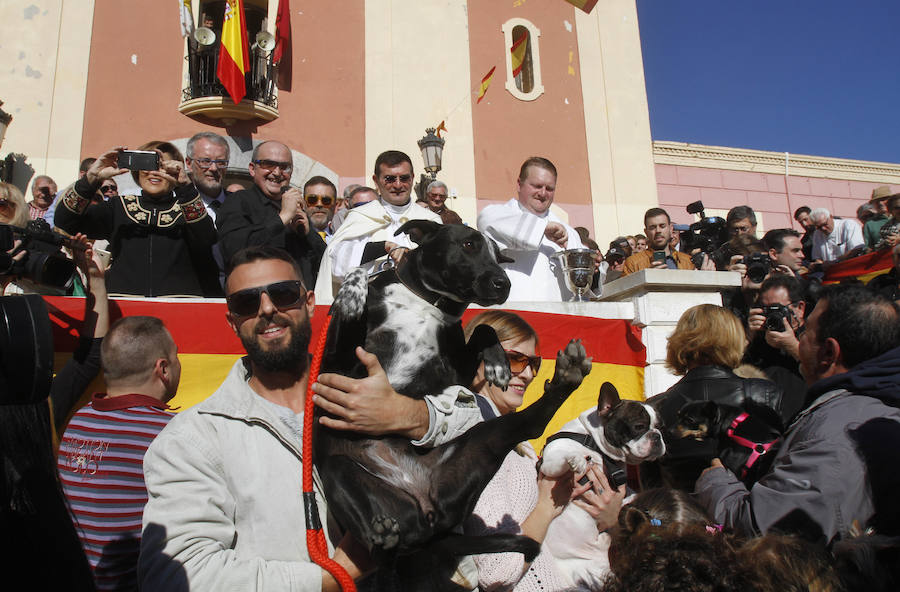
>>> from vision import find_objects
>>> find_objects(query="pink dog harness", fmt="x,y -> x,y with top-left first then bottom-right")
726,412 -> 778,480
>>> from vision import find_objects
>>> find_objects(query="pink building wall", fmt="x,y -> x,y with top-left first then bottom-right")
655,163 -> 898,234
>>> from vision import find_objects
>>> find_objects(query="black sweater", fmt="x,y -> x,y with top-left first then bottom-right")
55,178 -> 220,297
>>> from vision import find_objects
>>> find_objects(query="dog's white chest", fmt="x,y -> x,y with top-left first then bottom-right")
372,284 -> 453,390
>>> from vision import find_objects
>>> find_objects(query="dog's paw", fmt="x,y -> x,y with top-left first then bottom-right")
549,339 -> 592,391
566,454 -> 589,475
369,515 -> 401,551
333,267 -> 368,320
483,342 -> 511,390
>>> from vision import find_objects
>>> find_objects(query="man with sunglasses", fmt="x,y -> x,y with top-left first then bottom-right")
140,246 -> 483,590
217,140 -> 327,291
314,150 -> 440,303
303,175 -> 338,241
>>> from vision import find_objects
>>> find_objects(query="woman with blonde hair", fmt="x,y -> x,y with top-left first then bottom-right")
0,182 -> 29,228
640,304 -> 785,491
462,310 -> 620,591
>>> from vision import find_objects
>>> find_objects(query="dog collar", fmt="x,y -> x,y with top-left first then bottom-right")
726,412 -> 778,480
394,258 -> 468,317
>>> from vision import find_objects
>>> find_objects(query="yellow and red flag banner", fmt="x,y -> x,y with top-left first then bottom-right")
217,0 -> 250,104
46,298 -> 646,451
563,0 -> 599,14
435,120 -> 447,139
822,248 -> 894,284
510,32 -> 528,77
476,66 -> 496,104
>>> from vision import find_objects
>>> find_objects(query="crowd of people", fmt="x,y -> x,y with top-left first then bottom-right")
1,132 -> 900,591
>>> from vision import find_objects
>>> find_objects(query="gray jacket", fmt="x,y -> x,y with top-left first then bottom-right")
696,388 -> 900,542
139,359 -> 482,591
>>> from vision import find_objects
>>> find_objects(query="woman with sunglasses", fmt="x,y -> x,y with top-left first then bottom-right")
55,142 -> 220,297
461,310 -> 606,591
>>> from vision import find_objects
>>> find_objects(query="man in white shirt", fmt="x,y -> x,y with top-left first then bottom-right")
810,207 -> 864,264
477,156 -> 584,302
315,150 -> 440,303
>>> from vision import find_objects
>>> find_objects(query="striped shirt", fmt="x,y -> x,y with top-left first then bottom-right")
58,393 -> 174,592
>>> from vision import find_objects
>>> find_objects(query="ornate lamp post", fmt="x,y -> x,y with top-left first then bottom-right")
415,127 -> 445,201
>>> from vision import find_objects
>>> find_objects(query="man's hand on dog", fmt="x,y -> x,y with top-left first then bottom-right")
571,464 -> 625,533
313,347 -> 429,439
323,532 -> 374,591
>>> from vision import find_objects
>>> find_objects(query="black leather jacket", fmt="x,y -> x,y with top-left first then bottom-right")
642,365 -> 786,491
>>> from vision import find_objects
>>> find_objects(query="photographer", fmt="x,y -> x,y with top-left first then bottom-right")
55,143 -> 219,297
762,228 -> 806,276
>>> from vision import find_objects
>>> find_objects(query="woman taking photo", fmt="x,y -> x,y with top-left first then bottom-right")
55,142 -> 220,297
462,310 -> 622,591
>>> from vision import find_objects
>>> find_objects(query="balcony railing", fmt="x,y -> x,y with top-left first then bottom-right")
179,42 -> 279,122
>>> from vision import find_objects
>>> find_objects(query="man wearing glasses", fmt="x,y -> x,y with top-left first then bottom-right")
303,175 -> 338,242
184,132 -> 230,291
140,246 -> 482,590
217,140 -> 327,291
315,150 -> 440,303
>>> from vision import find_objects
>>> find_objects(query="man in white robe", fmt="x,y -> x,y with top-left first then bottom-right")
315,151 -> 440,303
477,157 -> 584,302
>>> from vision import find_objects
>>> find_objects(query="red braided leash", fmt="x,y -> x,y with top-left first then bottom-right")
303,314 -> 357,591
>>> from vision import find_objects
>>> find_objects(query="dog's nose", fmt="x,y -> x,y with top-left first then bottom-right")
492,276 -> 510,291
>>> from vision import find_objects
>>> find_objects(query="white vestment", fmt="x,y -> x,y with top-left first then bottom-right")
477,199 -> 584,302
314,198 -> 441,303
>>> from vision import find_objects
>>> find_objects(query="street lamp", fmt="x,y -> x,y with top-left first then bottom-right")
417,127 -> 444,181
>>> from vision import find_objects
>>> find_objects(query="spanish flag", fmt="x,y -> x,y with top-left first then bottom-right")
476,66 -> 496,104
510,32 -> 528,77
823,248 -> 894,285
46,298 -> 645,453
217,0 -> 250,104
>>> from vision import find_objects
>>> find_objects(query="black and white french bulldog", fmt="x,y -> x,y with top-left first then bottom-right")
539,382 -> 666,588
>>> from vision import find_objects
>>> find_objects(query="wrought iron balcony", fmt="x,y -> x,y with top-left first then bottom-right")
179,43 -> 279,123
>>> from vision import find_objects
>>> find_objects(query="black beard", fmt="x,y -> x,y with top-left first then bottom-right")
241,318 -> 312,375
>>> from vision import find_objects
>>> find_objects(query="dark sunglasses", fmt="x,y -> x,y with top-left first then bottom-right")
100,185 -> 117,192
305,194 -> 334,207
505,350 -> 542,375
253,159 -> 293,173
226,280 -> 306,316
382,174 -> 412,185
0,198 -> 11,208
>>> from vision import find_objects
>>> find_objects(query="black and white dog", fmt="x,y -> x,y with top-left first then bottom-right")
317,220 -> 592,590
539,382 -> 666,588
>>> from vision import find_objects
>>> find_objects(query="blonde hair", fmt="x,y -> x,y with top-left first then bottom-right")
665,304 -> 746,375
0,182 -> 29,227
463,310 -> 538,349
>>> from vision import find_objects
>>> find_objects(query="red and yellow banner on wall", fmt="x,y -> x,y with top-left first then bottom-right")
45,298 -> 646,449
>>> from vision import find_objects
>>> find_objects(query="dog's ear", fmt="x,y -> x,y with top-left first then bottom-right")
396,220 -> 443,244
597,382 -> 621,418
489,238 -> 514,264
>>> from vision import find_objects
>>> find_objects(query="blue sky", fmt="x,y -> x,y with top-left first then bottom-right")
635,0 -> 900,164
